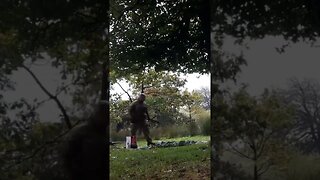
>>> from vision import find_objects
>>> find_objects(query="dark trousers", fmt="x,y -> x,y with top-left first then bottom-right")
131,122 -> 152,143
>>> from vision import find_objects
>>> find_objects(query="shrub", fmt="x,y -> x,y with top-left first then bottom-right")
195,110 -> 210,135
110,129 -> 131,142
150,125 -> 190,139
111,122 -> 203,142
189,121 -> 199,136
201,117 -> 210,136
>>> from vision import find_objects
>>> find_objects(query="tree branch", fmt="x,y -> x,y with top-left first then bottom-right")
257,161 -> 273,176
34,97 -> 52,108
4,120 -> 81,170
21,64 -> 72,129
54,74 -> 81,97
226,144 -> 252,160
116,81 -> 133,102
257,131 -> 274,158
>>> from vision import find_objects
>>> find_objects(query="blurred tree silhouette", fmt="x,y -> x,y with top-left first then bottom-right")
211,0 -> 320,176
215,87 -> 293,180
279,78 -> 320,154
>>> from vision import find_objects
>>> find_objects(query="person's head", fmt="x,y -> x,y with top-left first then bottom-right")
137,93 -> 146,102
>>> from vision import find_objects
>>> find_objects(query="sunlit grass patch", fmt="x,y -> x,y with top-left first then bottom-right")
110,136 -> 210,180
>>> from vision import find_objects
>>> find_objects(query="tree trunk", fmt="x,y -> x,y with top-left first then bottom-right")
254,162 -> 258,180
212,84 -> 221,177
97,62 -> 109,130
253,145 -> 259,180
188,105 -> 192,122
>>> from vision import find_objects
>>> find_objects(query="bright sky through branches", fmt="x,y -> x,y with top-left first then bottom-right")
111,73 -> 210,100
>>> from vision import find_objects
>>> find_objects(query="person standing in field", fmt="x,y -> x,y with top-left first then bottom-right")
129,93 -> 155,146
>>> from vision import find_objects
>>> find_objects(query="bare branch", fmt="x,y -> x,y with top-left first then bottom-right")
258,161 -> 273,176
21,64 -> 72,129
226,144 -> 252,160
53,72 -> 82,97
54,78 -> 80,97
257,131 -> 274,158
34,97 -> 52,108
116,81 -> 133,102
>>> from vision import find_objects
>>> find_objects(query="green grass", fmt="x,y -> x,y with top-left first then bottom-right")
110,136 -> 210,180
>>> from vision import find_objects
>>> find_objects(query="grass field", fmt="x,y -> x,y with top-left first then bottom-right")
110,136 -> 210,180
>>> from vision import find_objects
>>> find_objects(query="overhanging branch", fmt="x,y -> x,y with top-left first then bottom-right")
21,64 -> 72,129
116,81 -> 133,102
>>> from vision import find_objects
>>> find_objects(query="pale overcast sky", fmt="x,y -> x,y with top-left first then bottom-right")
222,36 -> 320,96
4,36 -> 320,122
